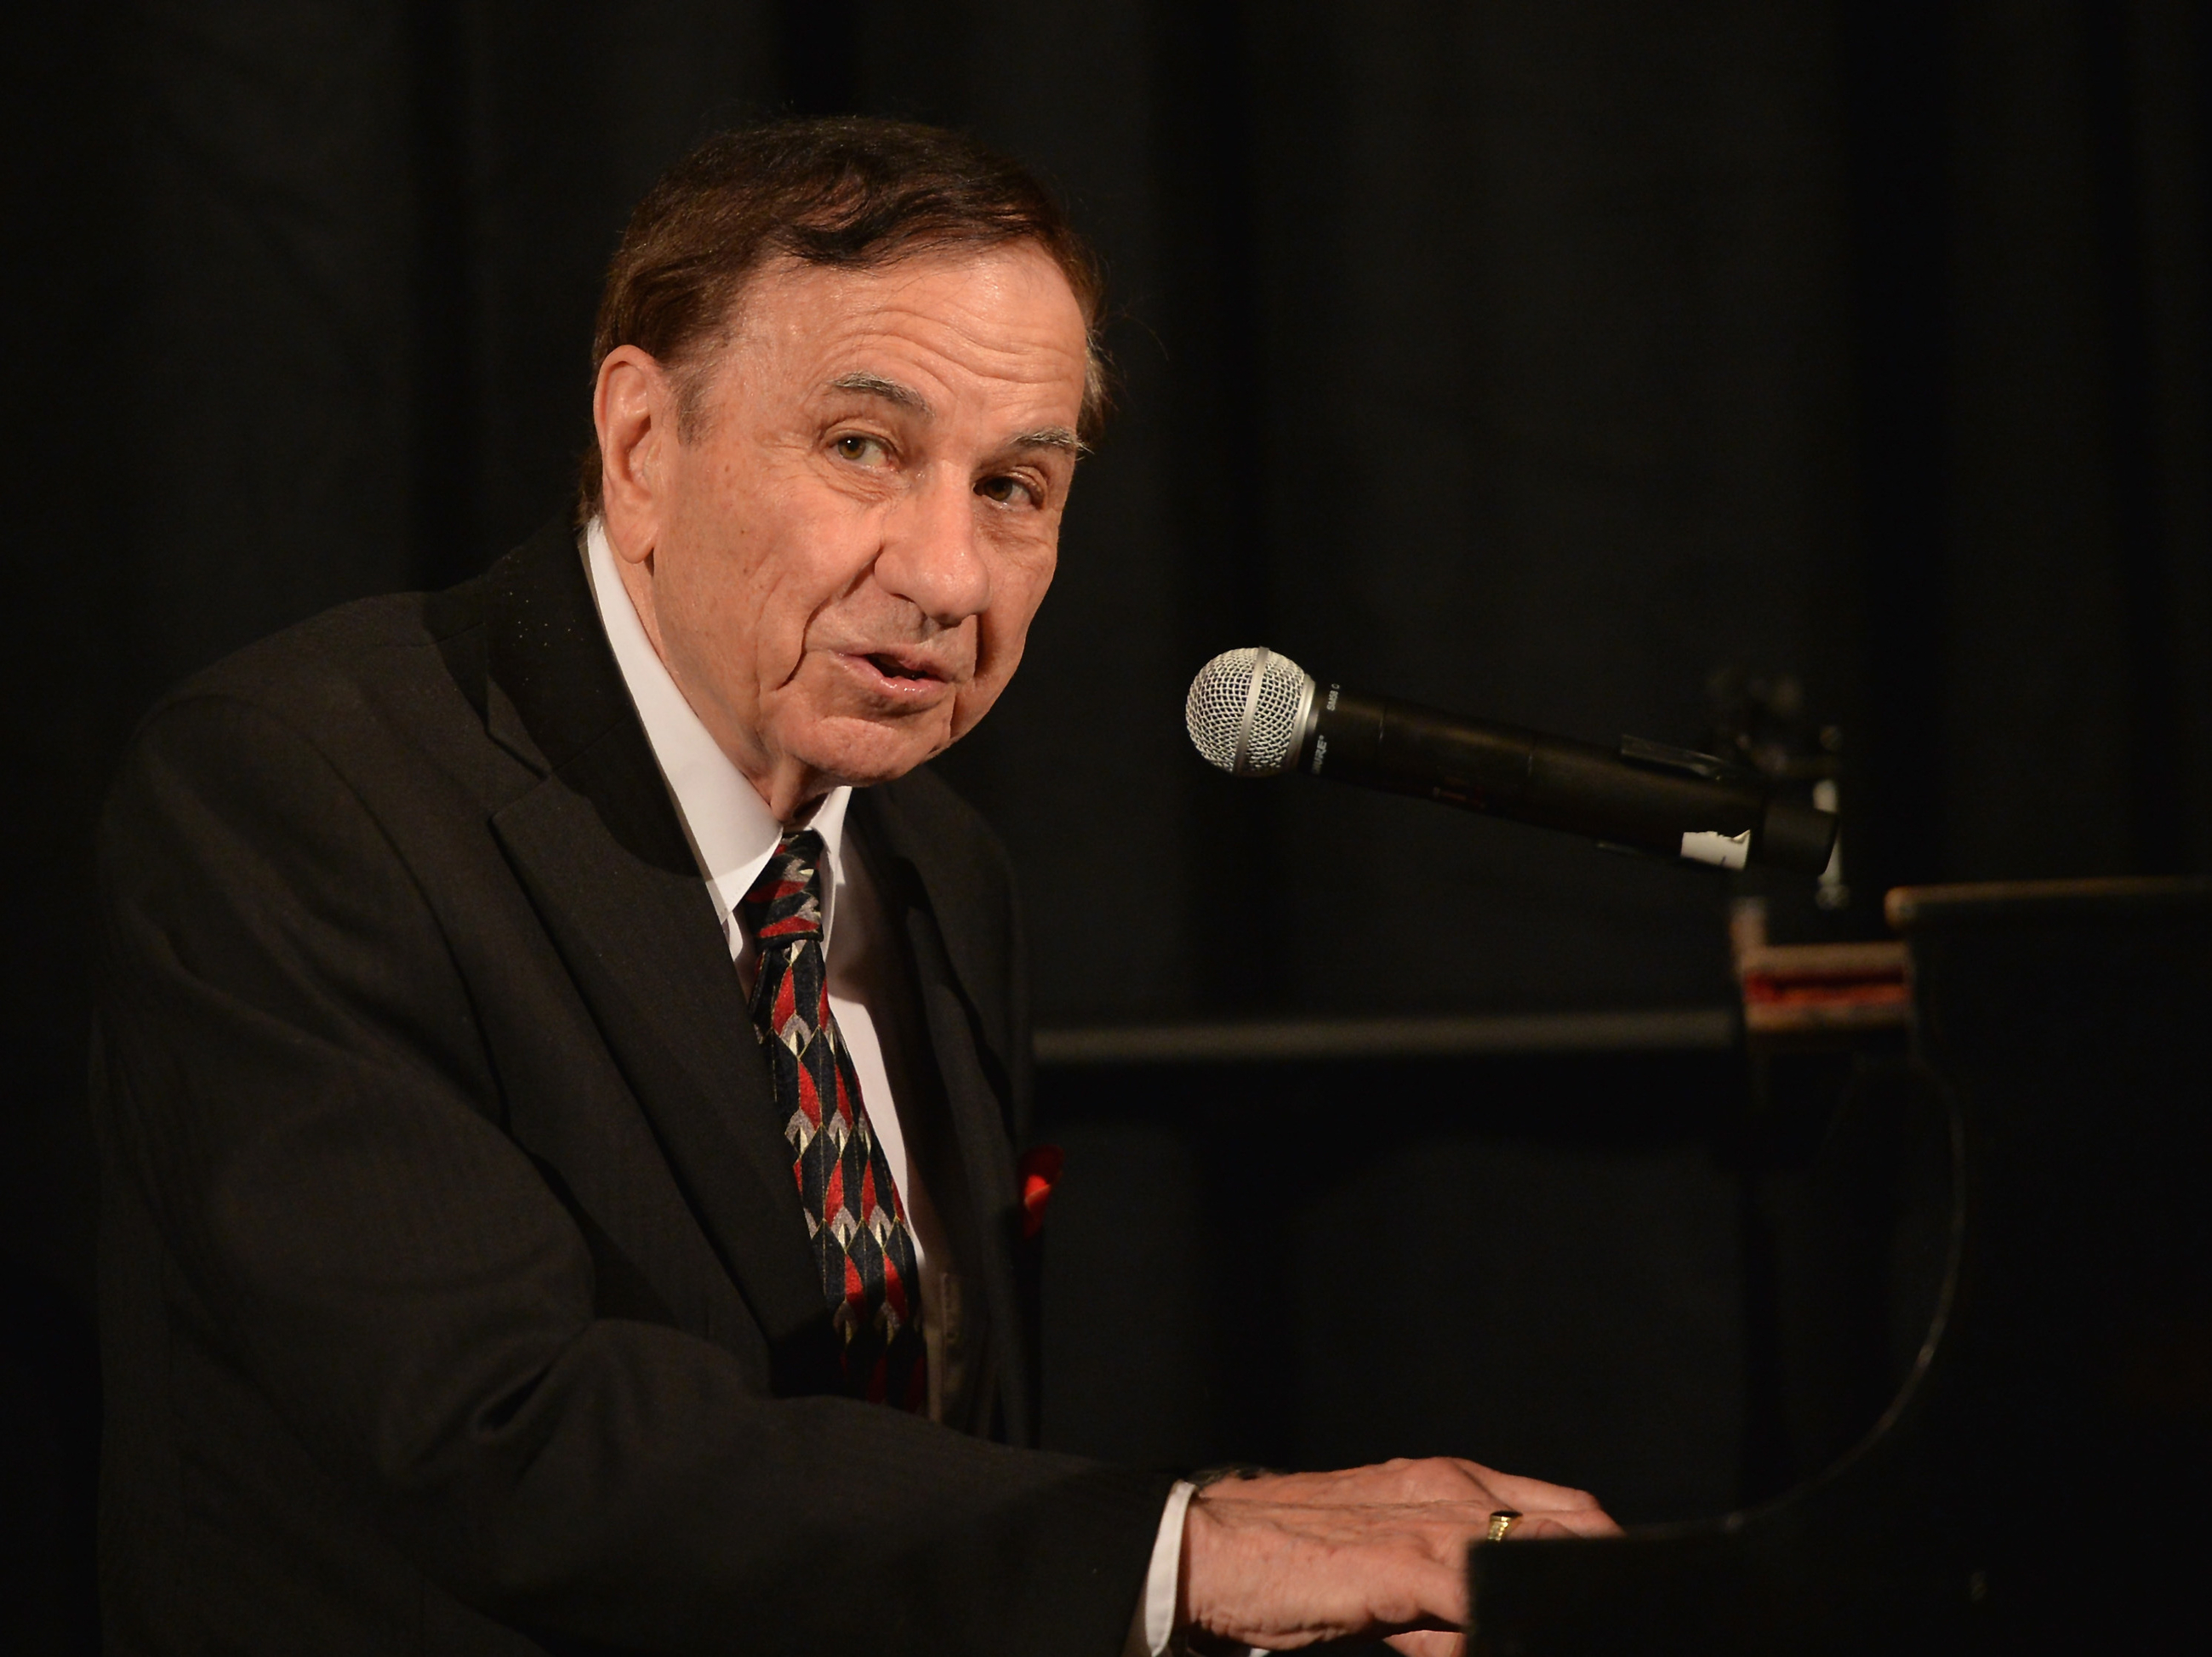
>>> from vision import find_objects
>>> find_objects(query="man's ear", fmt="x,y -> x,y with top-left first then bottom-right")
593,344 -> 676,562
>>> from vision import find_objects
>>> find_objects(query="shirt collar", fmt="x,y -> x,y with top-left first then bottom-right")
581,517 -> 852,940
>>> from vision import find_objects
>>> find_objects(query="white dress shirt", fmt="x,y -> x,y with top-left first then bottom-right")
581,520 -> 1193,1656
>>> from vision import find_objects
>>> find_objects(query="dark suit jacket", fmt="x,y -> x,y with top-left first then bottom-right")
90,519 -> 1170,1654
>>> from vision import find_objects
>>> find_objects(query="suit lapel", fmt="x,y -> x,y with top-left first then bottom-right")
852,783 -> 1035,1443
479,522 -> 836,1392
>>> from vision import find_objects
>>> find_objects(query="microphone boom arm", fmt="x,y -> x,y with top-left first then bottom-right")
1297,683 -> 1838,875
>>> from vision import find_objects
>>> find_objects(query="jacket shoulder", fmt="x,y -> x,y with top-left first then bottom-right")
118,569 -> 495,800
154,578 -> 483,725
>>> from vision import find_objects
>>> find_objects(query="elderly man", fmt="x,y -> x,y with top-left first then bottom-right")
92,119 -> 1616,1654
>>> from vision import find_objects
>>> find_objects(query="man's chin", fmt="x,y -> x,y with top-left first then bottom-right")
786,713 -> 955,789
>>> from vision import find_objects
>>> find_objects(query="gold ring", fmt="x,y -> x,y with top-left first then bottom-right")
1486,1510 -> 1522,1542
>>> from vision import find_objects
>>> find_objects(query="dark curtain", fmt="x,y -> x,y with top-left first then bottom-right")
6,2 -> 2209,1647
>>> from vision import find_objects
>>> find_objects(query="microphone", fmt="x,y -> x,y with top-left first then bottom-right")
1184,646 -> 1839,876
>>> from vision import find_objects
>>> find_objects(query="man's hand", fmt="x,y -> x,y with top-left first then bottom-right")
1177,1457 -> 1621,1654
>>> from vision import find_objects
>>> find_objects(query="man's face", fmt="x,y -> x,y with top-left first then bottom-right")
599,242 -> 1089,817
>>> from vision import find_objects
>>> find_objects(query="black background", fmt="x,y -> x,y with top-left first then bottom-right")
5,2 -> 2209,1648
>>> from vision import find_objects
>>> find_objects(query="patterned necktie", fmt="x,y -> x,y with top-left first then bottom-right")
738,829 -> 927,1411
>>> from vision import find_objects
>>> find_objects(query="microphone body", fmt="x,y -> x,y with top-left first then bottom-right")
1187,649 -> 1839,876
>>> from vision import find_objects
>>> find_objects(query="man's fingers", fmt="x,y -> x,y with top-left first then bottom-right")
1201,1491 -> 1624,1540
1176,1481 -> 1618,1653
1452,1463 -> 1605,1513
1494,1509 -> 1621,1540
1385,1632 -> 1466,1656
1190,1459 -> 1622,1542
1321,1494 -> 1624,1539
1548,1506 -> 1624,1538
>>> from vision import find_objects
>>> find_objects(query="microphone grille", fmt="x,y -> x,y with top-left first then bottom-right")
1185,647 -> 1312,777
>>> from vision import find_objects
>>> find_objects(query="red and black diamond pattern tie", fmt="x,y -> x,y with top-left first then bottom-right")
738,829 -> 927,1411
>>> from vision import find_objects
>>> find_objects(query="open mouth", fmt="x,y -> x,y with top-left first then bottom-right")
864,652 -> 943,687
866,652 -> 938,686
847,649 -> 955,698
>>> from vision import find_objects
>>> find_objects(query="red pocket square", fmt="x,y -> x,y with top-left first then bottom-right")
1018,1144 -> 1064,1240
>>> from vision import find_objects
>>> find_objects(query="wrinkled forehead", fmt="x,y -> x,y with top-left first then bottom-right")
689,242 -> 1096,427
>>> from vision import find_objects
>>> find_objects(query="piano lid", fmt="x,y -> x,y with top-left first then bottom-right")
1468,875 -> 2212,1655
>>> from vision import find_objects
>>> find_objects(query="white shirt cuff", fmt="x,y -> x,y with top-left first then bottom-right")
1124,1479 -> 1198,1656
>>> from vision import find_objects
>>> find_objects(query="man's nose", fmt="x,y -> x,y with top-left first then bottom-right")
875,467 -> 992,625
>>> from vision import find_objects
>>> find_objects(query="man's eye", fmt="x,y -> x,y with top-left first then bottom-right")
833,434 -> 889,464
976,475 -> 1036,507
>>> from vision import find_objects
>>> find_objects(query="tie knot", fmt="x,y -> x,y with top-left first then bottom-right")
739,829 -> 829,945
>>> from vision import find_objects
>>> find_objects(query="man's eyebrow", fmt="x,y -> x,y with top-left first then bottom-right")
1009,425 -> 1088,458
825,372 -> 932,416
825,373 -> 1084,457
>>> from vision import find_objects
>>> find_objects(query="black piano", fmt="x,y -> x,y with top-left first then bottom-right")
1468,874 -> 2212,1654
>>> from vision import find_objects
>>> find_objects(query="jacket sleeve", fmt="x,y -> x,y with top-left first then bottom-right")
94,691 -> 1173,1654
